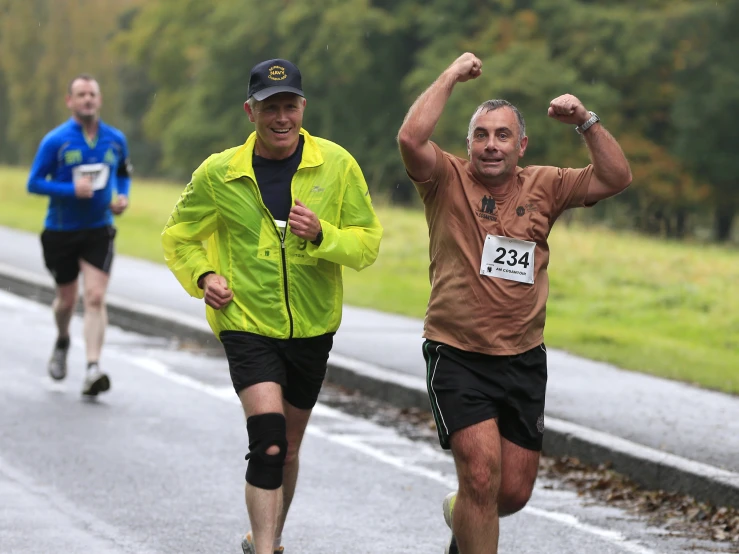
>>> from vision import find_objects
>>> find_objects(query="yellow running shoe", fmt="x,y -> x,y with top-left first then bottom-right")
442,491 -> 459,554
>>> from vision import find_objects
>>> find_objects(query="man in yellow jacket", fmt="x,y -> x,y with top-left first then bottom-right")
162,58 -> 382,554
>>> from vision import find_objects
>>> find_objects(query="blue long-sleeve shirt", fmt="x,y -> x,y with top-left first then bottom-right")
27,118 -> 132,231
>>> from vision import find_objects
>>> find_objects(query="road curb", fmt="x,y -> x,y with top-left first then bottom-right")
1,264 -> 737,509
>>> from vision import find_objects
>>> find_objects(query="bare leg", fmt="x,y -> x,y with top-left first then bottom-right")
450,418 -> 502,554
80,261 -> 109,363
274,399 -> 313,543
239,382 -> 284,554
498,438 -> 540,517
52,280 -> 78,340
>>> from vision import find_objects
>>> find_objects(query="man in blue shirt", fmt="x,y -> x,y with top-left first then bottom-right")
27,73 -> 132,396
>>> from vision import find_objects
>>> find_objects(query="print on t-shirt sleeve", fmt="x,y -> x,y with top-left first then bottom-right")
552,164 -> 596,216
408,142 -> 450,201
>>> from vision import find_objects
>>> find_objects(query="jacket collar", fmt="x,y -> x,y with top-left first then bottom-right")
224,128 -> 323,183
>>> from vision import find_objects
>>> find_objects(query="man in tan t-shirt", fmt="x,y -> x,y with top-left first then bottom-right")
397,52 -> 632,554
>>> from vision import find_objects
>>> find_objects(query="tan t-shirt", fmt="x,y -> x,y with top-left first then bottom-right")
411,142 -> 594,356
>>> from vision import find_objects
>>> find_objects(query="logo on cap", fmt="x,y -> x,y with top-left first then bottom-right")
268,65 -> 287,81
248,58 -> 304,101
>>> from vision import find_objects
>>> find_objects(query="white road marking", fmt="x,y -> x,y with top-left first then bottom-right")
120,351 -> 658,554
0,290 -> 30,308
524,507 -> 657,554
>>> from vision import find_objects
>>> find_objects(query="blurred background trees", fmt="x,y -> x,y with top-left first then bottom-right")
0,0 -> 735,240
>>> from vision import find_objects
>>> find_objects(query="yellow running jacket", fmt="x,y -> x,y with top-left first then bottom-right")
162,129 -> 382,339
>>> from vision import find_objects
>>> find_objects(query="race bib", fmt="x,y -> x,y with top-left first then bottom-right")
274,219 -> 287,239
480,235 -> 536,284
73,163 -> 110,191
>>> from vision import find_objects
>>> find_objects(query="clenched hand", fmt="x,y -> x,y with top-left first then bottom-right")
111,195 -> 128,215
74,175 -> 94,199
201,274 -> 234,310
446,52 -> 483,83
288,199 -> 321,242
547,94 -> 590,126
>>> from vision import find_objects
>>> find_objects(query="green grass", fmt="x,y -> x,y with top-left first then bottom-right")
3,165 -> 738,394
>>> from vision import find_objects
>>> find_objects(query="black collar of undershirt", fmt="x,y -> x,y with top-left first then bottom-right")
253,135 -> 305,165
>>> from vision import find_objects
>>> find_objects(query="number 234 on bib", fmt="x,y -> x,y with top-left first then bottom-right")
479,235 -> 535,285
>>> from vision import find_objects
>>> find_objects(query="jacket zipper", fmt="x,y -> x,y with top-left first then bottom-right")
280,168 -> 301,339
276,222 -> 294,338
252,169 -> 298,339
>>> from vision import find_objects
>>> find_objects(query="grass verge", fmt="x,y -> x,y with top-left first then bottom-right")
2,165 -> 737,394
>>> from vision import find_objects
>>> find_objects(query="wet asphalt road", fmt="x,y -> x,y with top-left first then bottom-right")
0,290 -> 733,554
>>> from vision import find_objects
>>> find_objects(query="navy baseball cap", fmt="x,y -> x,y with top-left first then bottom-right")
247,59 -> 304,101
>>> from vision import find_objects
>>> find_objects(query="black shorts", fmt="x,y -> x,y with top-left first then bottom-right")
423,340 -> 548,451
220,331 -> 334,410
40,226 -> 116,285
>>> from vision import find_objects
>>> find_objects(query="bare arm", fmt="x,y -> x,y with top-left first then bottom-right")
548,94 -> 632,204
580,124 -> 632,204
397,53 -> 482,182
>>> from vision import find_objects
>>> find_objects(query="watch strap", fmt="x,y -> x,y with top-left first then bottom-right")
576,111 -> 600,134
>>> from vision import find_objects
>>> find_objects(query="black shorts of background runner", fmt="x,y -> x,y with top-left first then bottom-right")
423,339 -> 548,451
40,226 -> 116,285
220,331 -> 334,410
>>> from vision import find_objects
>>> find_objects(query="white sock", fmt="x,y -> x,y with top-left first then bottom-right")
273,536 -> 282,550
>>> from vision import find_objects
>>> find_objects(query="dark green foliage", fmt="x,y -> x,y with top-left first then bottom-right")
1,0 -> 736,238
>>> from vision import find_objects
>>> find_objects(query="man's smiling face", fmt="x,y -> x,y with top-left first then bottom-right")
246,92 -> 305,160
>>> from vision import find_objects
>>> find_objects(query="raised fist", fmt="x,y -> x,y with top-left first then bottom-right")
447,52 -> 483,83
547,94 -> 590,126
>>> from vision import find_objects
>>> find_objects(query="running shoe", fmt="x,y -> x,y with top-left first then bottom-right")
241,532 -> 284,554
47,342 -> 69,380
81,363 -> 110,396
443,491 -> 459,554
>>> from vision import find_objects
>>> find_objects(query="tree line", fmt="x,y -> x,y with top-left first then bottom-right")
0,0 -> 736,240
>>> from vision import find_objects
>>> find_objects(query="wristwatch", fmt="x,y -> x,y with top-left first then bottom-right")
311,228 -> 324,247
575,111 -> 600,134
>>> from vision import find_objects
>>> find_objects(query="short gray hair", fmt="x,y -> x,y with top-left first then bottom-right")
68,73 -> 98,94
246,95 -> 305,111
467,99 -> 526,145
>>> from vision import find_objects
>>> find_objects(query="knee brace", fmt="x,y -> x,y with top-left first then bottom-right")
245,413 -> 287,490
